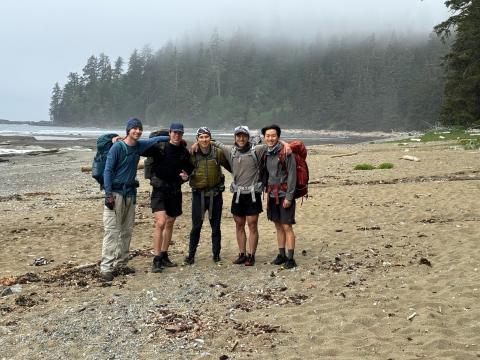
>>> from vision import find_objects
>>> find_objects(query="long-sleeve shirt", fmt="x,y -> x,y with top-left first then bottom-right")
141,142 -> 194,186
103,136 -> 169,197
265,144 -> 296,201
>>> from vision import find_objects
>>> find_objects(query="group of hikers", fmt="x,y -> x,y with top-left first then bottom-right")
98,118 -> 300,282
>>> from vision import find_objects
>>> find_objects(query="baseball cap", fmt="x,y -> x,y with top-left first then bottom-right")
234,125 -> 250,136
170,122 -> 184,133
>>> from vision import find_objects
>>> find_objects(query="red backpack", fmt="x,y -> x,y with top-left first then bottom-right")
264,141 -> 309,202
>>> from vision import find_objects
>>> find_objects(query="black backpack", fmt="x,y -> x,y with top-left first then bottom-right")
144,129 -> 169,179
92,133 -> 127,189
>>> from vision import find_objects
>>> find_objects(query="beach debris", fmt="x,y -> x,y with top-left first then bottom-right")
357,225 -> 381,231
231,341 -> 239,351
219,355 -> 229,360
419,257 -> 432,267
0,272 -> 41,286
407,312 -> 417,321
1,284 -> 22,297
401,155 -> 420,161
301,250 -> 307,256
15,295 -> 38,307
112,265 -> 135,276
32,257 -> 51,266
331,151 -> 358,158
1,287 -> 13,297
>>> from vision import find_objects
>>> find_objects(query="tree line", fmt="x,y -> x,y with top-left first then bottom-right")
50,30 -> 450,131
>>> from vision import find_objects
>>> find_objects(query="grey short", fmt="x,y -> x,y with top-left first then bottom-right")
267,197 -> 296,224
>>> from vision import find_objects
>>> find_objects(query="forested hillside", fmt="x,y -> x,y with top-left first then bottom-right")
50,31 -> 449,131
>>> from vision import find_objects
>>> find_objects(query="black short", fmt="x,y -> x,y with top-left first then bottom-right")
231,193 -> 263,217
267,197 -> 296,224
151,187 -> 183,217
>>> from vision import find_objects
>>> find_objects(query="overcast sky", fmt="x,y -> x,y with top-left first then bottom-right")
0,0 -> 449,122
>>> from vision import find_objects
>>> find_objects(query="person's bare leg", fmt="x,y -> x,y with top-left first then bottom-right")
153,211 -> 167,255
161,216 -> 176,251
246,214 -> 259,255
234,215 -> 247,254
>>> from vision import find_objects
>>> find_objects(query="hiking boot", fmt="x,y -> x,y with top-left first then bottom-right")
160,254 -> 177,267
213,254 -> 221,263
271,254 -> 287,265
244,254 -> 255,266
233,253 -> 247,265
151,259 -> 164,273
283,258 -> 297,269
183,256 -> 195,265
99,271 -> 114,281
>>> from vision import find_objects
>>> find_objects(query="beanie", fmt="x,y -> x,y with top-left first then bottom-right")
126,118 -> 143,135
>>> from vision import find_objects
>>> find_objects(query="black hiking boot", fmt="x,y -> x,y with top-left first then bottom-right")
244,254 -> 255,266
233,253 -> 247,264
183,256 -> 195,265
160,254 -> 177,267
271,254 -> 287,265
151,258 -> 164,273
283,258 -> 297,269
213,254 -> 221,263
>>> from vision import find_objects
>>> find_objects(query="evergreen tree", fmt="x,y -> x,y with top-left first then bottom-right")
51,30 -> 449,130
49,83 -> 62,123
435,0 -> 480,126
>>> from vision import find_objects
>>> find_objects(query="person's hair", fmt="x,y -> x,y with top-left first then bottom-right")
261,124 -> 281,137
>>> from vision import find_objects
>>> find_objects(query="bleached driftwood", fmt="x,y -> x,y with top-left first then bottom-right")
81,159 -> 145,173
401,155 -> 420,162
330,152 -> 358,158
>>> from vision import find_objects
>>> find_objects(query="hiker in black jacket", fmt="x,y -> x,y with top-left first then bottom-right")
141,123 -> 194,273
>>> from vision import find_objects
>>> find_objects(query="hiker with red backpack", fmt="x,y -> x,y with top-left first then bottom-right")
100,118 -> 169,281
262,124 -> 303,269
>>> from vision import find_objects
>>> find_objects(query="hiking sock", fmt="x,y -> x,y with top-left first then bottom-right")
159,251 -> 167,258
279,248 -> 286,257
287,249 -> 294,260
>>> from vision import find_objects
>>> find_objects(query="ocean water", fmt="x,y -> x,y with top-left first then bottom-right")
0,123 -> 373,155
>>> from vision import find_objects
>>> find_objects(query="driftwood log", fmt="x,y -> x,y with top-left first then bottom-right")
401,155 -> 420,162
330,151 -> 358,158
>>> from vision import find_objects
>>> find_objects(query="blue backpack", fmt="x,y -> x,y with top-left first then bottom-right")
92,133 -> 127,189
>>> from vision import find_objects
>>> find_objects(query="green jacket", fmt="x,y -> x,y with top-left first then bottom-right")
189,145 -> 231,191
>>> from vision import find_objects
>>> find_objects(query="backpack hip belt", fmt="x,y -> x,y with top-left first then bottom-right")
266,183 -> 288,205
231,181 -> 263,204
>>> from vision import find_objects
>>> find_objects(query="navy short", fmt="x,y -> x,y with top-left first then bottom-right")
267,197 -> 296,224
151,186 -> 183,217
231,193 -> 263,217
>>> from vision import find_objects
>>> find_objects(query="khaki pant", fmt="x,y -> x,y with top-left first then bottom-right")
100,193 -> 135,273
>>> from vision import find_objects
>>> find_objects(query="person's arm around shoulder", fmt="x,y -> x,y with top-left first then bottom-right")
217,148 -> 232,173
139,135 -> 169,156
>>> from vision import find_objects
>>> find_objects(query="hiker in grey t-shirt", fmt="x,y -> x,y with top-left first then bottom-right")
212,125 -> 290,266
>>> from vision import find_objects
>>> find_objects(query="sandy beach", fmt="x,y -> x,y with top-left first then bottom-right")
0,136 -> 479,359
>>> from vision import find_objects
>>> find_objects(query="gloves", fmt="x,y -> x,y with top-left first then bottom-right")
105,194 -> 115,210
